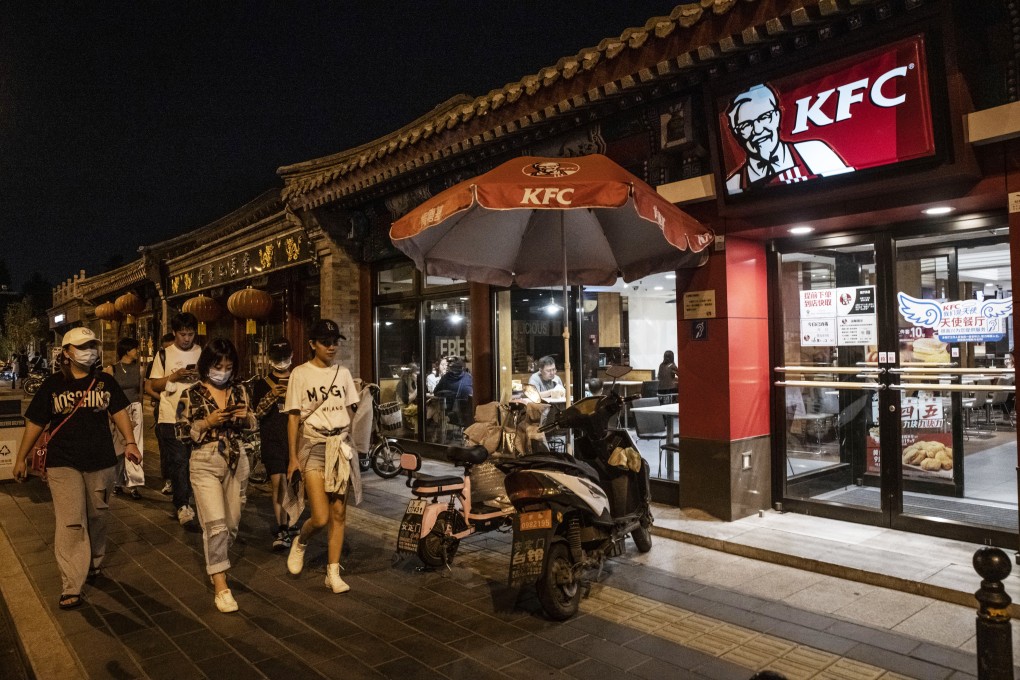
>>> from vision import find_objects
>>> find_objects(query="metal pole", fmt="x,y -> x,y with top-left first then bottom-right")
561,211 -> 572,408
974,547 -> 1013,679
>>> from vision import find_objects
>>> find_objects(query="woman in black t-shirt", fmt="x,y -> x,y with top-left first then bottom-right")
252,338 -> 295,552
13,327 -> 139,610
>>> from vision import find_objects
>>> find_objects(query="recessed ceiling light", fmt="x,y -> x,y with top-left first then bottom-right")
923,206 -> 953,215
665,274 -> 676,280
789,226 -> 814,235
654,286 -> 664,291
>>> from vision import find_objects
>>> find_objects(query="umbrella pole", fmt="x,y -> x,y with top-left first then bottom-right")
561,212 -> 572,409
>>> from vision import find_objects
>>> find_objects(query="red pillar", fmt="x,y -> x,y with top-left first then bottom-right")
676,235 -> 771,519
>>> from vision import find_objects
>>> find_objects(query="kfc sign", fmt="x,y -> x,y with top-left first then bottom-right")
719,36 -> 935,197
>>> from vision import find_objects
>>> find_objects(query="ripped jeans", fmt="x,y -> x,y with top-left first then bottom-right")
189,443 -> 249,575
47,465 -> 116,596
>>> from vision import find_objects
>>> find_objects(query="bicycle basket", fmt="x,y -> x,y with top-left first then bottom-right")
377,401 -> 403,432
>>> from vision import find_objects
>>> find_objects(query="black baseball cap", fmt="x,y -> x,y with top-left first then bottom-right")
267,338 -> 293,361
308,319 -> 346,342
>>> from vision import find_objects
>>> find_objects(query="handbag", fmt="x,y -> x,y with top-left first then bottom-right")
31,377 -> 97,474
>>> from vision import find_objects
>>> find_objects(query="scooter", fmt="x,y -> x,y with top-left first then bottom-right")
22,368 -> 49,397
395,400 -> 543,568
496,364 -> 653,621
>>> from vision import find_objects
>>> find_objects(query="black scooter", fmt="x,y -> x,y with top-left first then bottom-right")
496,365 -> 653,620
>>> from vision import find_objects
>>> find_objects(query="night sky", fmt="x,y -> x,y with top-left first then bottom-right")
1,1 -> 679,291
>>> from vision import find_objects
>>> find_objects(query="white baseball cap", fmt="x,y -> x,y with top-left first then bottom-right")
61,327 -> 98,347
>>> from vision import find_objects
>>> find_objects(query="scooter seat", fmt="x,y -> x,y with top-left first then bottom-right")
411,473 -> 465,496
447,445 -> 489,465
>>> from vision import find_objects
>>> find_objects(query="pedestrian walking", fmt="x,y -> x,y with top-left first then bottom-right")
16,350 -> 28,389
251,338 -> 295,551
285,319 -> 361,593
145,332 -> 176,495
12,327 -> 140,610
174,337 -> 255,613
145,313 -> 201,528
104,337 -> 145,499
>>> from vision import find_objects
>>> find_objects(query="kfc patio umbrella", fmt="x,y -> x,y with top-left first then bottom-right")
390,154 -> 715,406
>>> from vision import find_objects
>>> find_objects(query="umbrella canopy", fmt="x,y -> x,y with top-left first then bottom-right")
390,154 -> 714,288
390,154 -> 715,408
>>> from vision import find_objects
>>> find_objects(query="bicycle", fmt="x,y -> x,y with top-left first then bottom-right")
364,384 -> 407,479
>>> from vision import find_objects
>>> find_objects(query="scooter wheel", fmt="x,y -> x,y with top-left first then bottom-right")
536,541 -> 580,621
632,525 -> 653,553
371,441 -> 405,479
417,517 -> 459,568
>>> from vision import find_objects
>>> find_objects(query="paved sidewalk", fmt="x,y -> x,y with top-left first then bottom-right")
0,450 -> 1011,680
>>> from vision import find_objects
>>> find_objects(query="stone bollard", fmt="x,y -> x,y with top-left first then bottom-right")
974,547 -> 1013,679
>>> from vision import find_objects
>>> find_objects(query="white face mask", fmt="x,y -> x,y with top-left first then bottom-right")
68,347 -> 98,367
207,368 -> 232,387
270,358 -> 292,371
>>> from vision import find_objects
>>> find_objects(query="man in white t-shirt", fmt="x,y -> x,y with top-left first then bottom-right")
145,312 -> 202,527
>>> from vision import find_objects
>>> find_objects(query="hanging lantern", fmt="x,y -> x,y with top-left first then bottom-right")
94,301 -> 121,321
227,287 -> 273,335
182,294 -> 223,335
114,292 -> 145,324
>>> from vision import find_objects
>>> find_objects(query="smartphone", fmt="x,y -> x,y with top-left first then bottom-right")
185,364 -> 196,370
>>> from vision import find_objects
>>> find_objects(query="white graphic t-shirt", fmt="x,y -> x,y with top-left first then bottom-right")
284,362 -> 359,434
149,344 -> 202,424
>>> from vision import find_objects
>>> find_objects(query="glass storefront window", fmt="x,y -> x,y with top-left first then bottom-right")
376,301 -> 419,438
424,296 -> 472,444
377,263 -> 415,296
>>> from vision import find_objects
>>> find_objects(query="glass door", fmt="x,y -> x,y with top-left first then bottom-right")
774,228 -> 1016,545
774,238 -> 886,524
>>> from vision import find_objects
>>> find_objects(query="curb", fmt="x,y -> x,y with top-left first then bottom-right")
648,523 -> 1008,617
0,523 -> 85,680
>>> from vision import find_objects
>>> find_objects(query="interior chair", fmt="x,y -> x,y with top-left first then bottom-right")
631,397 -> 667,474
989,377 -> 1015,429
962,388 -> 994,433
640,380 -> 659,398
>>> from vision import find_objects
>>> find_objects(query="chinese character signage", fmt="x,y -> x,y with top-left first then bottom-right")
898,292 -> 1011,343
169,231 -> 313,296
800,285 -> 877,347
718,35 -> 935,197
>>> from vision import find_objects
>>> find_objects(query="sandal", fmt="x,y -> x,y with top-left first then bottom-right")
58,593 -> 83,610
86,567 -> 101,583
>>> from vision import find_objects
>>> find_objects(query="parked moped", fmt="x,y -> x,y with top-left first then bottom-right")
497,364 -> 653,620
396,399 -> 547,568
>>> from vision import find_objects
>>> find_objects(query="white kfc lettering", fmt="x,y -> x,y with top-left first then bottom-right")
521,188 -> 574,206
791,65 -> 910,134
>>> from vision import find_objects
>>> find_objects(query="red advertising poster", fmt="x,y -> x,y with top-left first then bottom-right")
718,35 -> 934,197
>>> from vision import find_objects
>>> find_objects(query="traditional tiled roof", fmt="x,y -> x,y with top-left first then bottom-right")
75,258 -> 148,303
279,0 -> 864,209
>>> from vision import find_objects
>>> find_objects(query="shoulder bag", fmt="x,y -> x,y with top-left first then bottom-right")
31,377 -> 97,474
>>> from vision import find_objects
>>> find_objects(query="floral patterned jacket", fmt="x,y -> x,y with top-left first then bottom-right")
174,382 -> 257,472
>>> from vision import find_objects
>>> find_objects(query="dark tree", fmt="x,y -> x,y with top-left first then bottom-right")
21,272 -> 53,316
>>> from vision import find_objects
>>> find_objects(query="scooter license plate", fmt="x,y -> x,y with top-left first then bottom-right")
406,499 -> 427,516
518,509 -> 552,530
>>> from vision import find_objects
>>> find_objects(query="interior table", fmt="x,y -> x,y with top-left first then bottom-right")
629,402 -> 679,477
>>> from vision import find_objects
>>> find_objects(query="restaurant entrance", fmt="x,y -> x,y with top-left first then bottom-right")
772,223 -> 1016,547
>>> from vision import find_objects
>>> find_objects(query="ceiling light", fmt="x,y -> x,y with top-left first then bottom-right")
654,286 -> 664,291
789,226 -> 814,235
449,313 -> 463,324
923,206 -> 953,215
665,274 -> 676,280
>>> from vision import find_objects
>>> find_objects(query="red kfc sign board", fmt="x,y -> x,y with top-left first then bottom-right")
719,35 -> 935,197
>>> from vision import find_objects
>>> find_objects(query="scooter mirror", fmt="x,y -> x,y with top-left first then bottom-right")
521,384 -> 542,404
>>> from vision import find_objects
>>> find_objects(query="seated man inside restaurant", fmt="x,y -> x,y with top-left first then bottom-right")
529,355 -> 566,400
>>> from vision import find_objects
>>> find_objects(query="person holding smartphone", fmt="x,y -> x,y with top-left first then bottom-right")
174,338 -> 256,613
284,319 -> 360,594
146,313 -> 202,528
252,338 -> 296,551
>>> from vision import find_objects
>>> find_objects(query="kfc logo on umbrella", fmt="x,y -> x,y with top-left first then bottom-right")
719,35 -> 935,197
522,161 -> 579,177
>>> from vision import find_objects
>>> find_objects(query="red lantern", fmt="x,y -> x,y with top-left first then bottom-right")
115,292 -> 145,323
227,287 -> 273,335
182,295 -> 222,335
94,301 -> 121,322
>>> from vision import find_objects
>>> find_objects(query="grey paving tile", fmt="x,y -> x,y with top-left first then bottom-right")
195,651 -> 265,680
148,609 -> 205,638
100,607 -> 153,637
506,633 -> 587,670
438,655 -> 512,679
137,649 -> 206,680
335,631 -> 406,667
693,655 -> 759,680
823,619 -> 922,655
119,628 -> 176,661
404,612 -> 474,643
500,657 -> 573,680
387,631 -> 463,667
754,601 -> 840,631
448,633 -> 526,669
173,628 -> 234,663
763,620 -> 859,655
279,630 -> 347,665
624,633 -> 719,669
373,654 -> 449,680
910,643 -> 978,674
457,612 -> 531,644
567,612 -> 645,646
564,633 -> 652,671
628,656 -> 688,679
255,650 -> 324,680
225,628 -> 289,663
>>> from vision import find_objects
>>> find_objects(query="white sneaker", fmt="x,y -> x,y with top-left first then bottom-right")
177,506 -> 196,526
214,588 -> 238,613
286,537 -> 306,575
325,563 -> 350,594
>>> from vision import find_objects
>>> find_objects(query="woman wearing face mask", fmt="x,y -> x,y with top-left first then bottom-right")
252,338 -> 296,551
13,327 -> 140,610
174,337 -> 256,613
